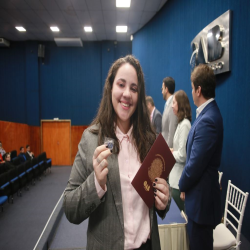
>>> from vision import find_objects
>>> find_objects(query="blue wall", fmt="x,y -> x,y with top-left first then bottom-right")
133,0 -> 250,240
0,41 -> 132,126
0,0 -> 249,241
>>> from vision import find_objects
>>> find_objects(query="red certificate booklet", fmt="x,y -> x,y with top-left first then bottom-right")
131,133 -> 176,208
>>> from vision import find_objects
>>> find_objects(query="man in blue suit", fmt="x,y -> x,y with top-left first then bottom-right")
18,146 -> 27,163
179,64 -> 223,250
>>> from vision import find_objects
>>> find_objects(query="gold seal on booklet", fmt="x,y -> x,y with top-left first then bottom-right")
144,181 -> 150,191
148,154 -> 165,183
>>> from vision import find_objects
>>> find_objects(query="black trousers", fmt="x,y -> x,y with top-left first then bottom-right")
187,219 -> 214,250
137,239 -> 151,250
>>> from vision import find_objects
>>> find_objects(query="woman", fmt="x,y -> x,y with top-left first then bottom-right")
64,55 -> 170,250
169,90 -> 191,211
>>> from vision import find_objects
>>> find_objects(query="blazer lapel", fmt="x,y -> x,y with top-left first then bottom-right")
152,109 -> 156,122
186,100 -> 216,152
107,154 -> 124,232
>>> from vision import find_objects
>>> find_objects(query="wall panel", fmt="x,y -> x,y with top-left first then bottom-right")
30,126 -> 40,157
71,126 -> 88,165
0,120 -> 29,157
0,121 -> 88,165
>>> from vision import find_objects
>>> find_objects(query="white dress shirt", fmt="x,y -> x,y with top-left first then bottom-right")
196,98 -> 214,118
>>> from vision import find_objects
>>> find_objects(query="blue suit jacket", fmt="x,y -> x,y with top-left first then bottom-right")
179,100 -> 223,227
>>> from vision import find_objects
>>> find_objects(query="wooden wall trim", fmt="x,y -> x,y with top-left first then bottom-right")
0,120 -> 40,157
0,120 -> 88,165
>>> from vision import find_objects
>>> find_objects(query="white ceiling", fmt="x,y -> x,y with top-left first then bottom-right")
0,0 -> 168,42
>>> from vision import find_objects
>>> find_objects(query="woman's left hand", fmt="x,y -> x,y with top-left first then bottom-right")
153,177 -> 170,210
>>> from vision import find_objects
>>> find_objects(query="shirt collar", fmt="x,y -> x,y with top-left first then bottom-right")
166,95 -> 173,107
196,98 -> 214,118
150,107 -> 155,121
115,124 -> 133,143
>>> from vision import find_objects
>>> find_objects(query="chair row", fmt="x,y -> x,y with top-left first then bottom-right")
0,152 -> 52,211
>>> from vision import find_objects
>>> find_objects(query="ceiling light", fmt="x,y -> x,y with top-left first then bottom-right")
84,26 -> 93,32
116,0 -> 131,7
15,26 -> 26,32
50,26 -> 60,32
116,26 -> 127,33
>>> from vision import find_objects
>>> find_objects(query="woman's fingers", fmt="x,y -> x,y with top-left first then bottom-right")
93,145 -> 112,188
153,177 -> 170,210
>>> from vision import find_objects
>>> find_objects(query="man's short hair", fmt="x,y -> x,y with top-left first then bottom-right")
145,96 -> 155,107
191,64 -> 216,99
26,145 -> 30,149
163,77 -> 175,94
20,146 -> 24,151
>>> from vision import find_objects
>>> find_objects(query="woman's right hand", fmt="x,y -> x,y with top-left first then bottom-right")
93,145 -> 112,190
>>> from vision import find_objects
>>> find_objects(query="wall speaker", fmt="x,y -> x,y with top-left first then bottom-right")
38,44 -> 45,58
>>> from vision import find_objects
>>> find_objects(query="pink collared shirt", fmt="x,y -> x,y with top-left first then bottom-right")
94,125 -> 150,250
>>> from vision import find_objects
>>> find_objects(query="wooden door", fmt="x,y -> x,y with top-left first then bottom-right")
41,120 -> 71,166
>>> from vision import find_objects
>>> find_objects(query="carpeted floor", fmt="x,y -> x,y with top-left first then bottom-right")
0,166 -> 72,250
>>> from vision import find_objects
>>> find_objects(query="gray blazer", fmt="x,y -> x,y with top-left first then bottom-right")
152,108 -> 162,134
162,96 -> 178,148
63,124 -> 169,250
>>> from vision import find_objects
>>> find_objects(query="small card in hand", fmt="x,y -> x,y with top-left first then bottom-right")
131,133 -> 176,208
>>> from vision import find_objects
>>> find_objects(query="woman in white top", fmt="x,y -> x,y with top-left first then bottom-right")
169,90 -> 192,211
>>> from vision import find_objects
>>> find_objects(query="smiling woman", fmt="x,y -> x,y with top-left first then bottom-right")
111,63 -> 138,134
63,55 -> 172,250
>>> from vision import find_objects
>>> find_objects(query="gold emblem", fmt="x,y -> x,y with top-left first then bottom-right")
148,154 -> 165,183
144,181 -> 150,191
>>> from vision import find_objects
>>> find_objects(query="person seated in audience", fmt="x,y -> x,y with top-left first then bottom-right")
25,145 -> 34,160
4,152 -> 15,171
18,146 -> 27,163
0,153 -> 4,163
0,141 -> 6,157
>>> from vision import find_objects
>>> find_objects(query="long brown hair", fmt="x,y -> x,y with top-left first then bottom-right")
174,90 -> 192,123
90,55 -> 156,163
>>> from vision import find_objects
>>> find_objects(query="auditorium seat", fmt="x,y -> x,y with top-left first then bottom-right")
10,150 -> 17,160
17,163 -> 28,195
40,152 -> 52,174
0,172 -> 11,203
24,160 -> 35,186
12,157 -> 21,166
31,157 -> 41,181
0,163 -> 6,175
0,195 -> 8,212
8,167 -> 20,202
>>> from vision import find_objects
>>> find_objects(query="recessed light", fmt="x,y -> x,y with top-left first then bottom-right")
116,0 -> 131,8
50,26 -> 60,32
116,26 -> 127,33
15,26 -> 26,32
84,26 -> 93,32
